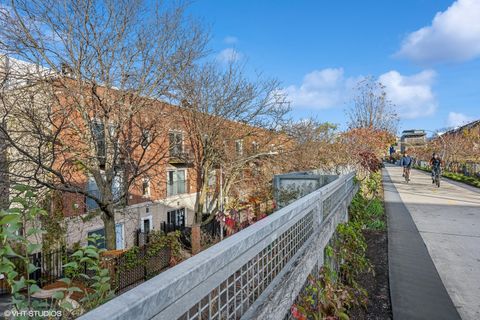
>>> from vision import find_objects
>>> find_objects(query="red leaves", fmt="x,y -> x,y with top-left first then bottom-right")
291,305 -> 307,320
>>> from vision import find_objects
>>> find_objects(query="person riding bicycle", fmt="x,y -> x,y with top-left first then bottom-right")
429,153 -> 442,184
400,152 -> 413,181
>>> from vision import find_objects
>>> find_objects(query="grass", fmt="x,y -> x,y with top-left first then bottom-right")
414,166 -> 480,188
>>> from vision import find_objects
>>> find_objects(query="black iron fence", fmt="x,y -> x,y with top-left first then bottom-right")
112,246 -> 171,294
0,248 -> 69,296
201,218 -> 222,238
135,219 -> 222,253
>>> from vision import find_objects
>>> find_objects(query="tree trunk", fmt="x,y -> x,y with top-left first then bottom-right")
191,224 -> 201,254
0,121 -> 9,210
194,165 -> 211,224
101,210 -> 116,250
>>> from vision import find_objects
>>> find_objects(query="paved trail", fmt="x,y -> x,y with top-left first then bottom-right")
383,165 -> 480,320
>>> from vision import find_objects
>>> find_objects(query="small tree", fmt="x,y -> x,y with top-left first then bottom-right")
347,76 -> 399,134
175,62 -> 290,224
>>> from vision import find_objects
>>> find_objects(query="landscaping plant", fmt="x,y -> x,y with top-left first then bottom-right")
292,169 -> 386,319
61,234 -> 115,314
0,185 -> 114,319
292,266 -> 353,320
0,185 -> 51,319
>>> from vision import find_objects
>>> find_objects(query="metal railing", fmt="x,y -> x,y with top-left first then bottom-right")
79,171 -> 357,320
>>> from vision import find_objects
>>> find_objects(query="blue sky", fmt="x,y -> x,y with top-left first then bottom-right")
188,0 -> 480,133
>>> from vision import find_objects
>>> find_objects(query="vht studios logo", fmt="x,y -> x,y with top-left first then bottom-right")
3,309 -> 62,318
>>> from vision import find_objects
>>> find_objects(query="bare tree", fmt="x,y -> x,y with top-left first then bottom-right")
175,61 -> 290,224
347,76 -> 399,133
0,0 -> 207,249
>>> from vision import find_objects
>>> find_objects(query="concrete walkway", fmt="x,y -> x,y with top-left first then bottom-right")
383,164 -> 480,320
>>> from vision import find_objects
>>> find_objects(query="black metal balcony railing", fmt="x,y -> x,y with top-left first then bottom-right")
169,147 -> 193,164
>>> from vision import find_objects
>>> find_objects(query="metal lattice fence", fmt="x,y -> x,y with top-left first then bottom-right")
180,212 -> 314,320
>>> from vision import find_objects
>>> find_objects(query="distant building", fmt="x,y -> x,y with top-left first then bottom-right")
443,119 -> 480,137
400,129 -> 427,153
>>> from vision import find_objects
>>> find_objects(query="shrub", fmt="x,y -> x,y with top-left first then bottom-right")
61,235 -> 115,313
0,186 -> 114,318
292,266 -> 353,320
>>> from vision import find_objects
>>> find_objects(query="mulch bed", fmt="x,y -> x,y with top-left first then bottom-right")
42,280 -> 91,301
349,228 -> 392,319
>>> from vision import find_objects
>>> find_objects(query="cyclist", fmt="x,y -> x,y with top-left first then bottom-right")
429,153 -> 442,184
400,151 -> 413,182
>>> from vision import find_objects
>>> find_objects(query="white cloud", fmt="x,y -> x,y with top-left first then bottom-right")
379,70 -> 437,119
284,68 -> 348,109
446,112 -> 475,127
396,0 -> 480,63
216,48 -> 243,64
224,36 -> 238,45
285,68 -> 437,119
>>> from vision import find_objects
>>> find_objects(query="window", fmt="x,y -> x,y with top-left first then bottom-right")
112,174 -> 122,202
91,119 -> 106,166
167,169 -> 187,196
141,129 -> 152,149
169,131 -> 183,156
141,216 -> 152,233
86,173 -> 123,211
115,223 -> 125,250
86,176 -> 101,211
142,177 -> 150,197
88,228 -> 106,249
235,139 -> 243,156
167,208 -> 186,227
108,123 -> 119,153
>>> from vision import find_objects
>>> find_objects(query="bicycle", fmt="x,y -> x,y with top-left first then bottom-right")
433,167 -> 441,188
404,167 -> 411,183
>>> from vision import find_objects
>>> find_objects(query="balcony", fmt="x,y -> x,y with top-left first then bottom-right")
168,148 -> 193,165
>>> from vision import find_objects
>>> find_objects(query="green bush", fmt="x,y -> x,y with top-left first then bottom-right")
348,193 -> 386,231
414,166 -> 480,188
442,172 -> 480,188
334,222 -> 371,304
0,186 -> 114,318
61,235 -> 115,314
293,172 -> 386,320
292,265 -> 353,320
